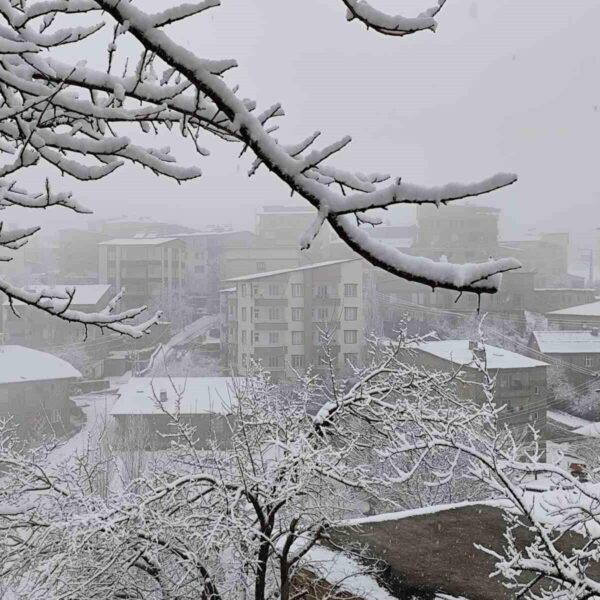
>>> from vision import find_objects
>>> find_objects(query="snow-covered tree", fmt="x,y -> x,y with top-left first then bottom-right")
0,0 -> 521,339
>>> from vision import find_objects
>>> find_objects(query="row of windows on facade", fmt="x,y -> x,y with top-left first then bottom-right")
239,282 -> 359,298
240,352 -> 359,369
238,306 -> 359,322
107,247 -> 183,260
239,329 -> 359,345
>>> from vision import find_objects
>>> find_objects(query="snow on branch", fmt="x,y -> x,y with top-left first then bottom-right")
341,0 -> 447,36
0,0 -> 521,334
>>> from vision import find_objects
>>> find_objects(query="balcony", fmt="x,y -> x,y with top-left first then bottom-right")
255,322 -> 288,331
312,296 -> 341,306
255,298 -> 288,307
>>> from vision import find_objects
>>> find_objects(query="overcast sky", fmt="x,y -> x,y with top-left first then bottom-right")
14,0 -> 600,251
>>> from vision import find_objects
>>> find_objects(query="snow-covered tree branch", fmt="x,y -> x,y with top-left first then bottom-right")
0,0 -> 521,334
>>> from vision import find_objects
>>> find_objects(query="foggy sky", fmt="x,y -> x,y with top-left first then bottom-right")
13,0 -> 600,249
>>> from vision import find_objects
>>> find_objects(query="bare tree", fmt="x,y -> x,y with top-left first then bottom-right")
0,0 -> 521,339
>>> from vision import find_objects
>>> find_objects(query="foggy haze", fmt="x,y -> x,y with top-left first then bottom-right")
13,0 -> 600,244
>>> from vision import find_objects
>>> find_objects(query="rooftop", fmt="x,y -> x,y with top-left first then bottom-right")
110,377 -> 241,416
98,238 -> 179,246
548,300 -> 600,317
415,340 -> 548,370
3,284 -> 111,307
225,259 -> 359,282
533,330 -> 600,354
0,346 -> 81,384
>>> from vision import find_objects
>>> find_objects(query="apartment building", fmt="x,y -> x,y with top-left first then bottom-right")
223,259 -> 364,380
411,340 -> 548,434
98,238 -> 186,313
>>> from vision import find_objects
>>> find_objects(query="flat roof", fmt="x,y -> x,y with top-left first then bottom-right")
98,238 -> 178,246
0,346 -> 81,384
548,301 -> 600,317
3,284 -> 111,307
533,331 -> 600,354
224,259 -> 359,282
415,340 -> 547,369
110,377 -> 241,416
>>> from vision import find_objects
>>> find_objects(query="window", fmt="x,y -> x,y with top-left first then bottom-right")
344,307 -> 358,321
254,331 -> 260,343
291,354 -> 305,368
291,307 -> 304,321
268,284 -> 281,296
534,385 -> 540,396
344,283 -> 358,297
242,353 -> 247,367
257,261 -> 266,271
316,307 -> 328,321
291,283 -> 304,297
254,308 -> 260,320
314,284 -> 328,298
194,265 -> 204,273
268,307 -> 281,320
344,330 -> 358,344
241,307 -> 247,321
268,355 -> 282,368
585,356 -> 594,368
292,331 -> 304,345
241,284 -> 247,297
269,332 -> 280,344
344,353 -> 358,365
241,330 -> 247,344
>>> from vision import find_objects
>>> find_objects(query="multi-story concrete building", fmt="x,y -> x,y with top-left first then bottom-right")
531,330 -> 600,388
223,259 -> 364,380
98,238 -> 186,313
411,340 -> 548,434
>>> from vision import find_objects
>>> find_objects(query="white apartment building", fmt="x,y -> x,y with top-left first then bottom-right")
223,259 -> 364,379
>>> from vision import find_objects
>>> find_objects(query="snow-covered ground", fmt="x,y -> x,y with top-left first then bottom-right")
547,410 -> 593,430
48,391 -> 118,466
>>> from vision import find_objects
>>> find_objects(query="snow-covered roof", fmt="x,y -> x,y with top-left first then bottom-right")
3,284 -> 111,307
111,377 -> 240,416
220,287 -> 236,293
225,259 -> 359,282
98,238 -> 179,246
415,340 -> 547,369
533,331 -> 600,354
548,300 -> 600,317
0,346 -> 81,384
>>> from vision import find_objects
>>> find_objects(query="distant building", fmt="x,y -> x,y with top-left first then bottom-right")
1,284 -> 113,347
531,330 -> 600,387
0,345 -> 81,434
413,204 -> 500,264
98,238 -> 186,313
411,340 -> 548,433
91,218 -> 196,238
223,259 -> 364,380
110,377 -> 238,449
533,288 -> 596,314
500,233 -> 569,288
168,229 -> 255,313
547,300 -> 600,330
57,229 -> 110,280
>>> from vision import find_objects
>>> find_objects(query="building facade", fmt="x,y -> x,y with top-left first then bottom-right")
98,238 -> 186,314
411,340 -> 548,434
223,260 -> 364,380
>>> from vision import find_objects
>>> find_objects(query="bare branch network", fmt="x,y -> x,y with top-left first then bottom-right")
0,0 -> 520,336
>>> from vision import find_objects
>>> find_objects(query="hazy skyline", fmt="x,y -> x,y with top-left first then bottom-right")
11,0 -> 600,250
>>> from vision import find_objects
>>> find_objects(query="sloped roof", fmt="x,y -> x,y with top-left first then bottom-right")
225,259 -> 359,282
533,330 -> 600,354
111,377 -> 241,416
416,340 -> 547,369
0,346 -> 81,384
3,284 -> 111,308
548,301 -> 600,317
